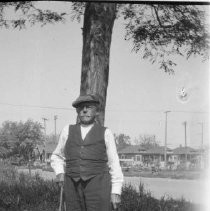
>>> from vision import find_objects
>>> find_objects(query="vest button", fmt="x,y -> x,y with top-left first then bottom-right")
81,146 -> 84,149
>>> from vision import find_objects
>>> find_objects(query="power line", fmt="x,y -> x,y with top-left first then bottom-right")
170,110 -> 208,114
0,102 -> 74,111
0,102 -> 208,114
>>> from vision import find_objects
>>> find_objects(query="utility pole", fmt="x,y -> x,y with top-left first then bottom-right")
198,122 -> 204,168
42,117 -> 48,137
198,122 -> 204,150
164,111 -> 171,168
183,121 -> 187,163
54,115 -> 58,142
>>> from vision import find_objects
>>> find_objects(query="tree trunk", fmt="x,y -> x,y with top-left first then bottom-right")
80,2 -> 116,126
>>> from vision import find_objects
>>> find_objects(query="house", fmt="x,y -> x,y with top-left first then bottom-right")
35,144 -> 45,162
143,146 -> 173,165
44,141 -> 57,164
118,145 -> 146,165
172,146 -> 202,168
118,145 -> 173,167
118,144 -> 205,169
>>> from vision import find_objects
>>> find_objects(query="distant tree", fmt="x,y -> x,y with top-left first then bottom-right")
0,2 -> 209,125
114,133 -> 131,150
45,133 -> 59,144
0,145 -> 9,158
0,119 -> 44,160
135,134 -> 159,149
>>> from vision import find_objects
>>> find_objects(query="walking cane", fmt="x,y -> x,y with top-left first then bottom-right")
59,186 -> 65,211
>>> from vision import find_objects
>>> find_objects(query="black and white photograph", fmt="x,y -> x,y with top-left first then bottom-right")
0,1 -> 209,211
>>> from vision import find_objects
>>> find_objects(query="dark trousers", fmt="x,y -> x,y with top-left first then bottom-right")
64,173 -> 112,211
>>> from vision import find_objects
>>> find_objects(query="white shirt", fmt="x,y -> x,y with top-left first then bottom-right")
50,124 -> 124,195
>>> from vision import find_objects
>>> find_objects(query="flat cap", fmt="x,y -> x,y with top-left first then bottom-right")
72,94 -> 100,108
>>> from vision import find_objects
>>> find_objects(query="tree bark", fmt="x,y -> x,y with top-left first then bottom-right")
80,2 -> 116,126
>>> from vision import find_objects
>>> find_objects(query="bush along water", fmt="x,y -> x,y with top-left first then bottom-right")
0,165 -> 203,211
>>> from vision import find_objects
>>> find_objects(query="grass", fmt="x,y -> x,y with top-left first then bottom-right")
0,161 -> 59,211
122,168 -> 205,180
0,161 -> 205,211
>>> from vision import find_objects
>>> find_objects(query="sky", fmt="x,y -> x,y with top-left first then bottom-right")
0,2 -> 209,148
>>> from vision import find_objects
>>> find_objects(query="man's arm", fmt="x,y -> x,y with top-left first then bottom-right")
50,125 -> 69,183
105,128 -> 124,209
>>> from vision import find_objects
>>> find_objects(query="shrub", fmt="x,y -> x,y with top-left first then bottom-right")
0,172 -> 59,211
0,160 -> 19,184
120,183 -> 197,211
0,161 -> 59,211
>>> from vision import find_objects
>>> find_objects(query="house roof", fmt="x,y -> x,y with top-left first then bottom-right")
118,145 -> 174,155
173,146 -> 200,155
145,146 -> 172,154
45,142 -> 57,153
116,145 -> 128,152
118,145 -> 146,154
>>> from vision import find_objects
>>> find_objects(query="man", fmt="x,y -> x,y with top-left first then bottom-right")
51,94 -> 123,211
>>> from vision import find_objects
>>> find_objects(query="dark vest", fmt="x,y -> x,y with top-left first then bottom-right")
64,123 -> 109,181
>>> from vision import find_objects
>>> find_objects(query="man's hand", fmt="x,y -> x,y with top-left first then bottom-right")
55,173 -> 64,187
111,194 -> 121,210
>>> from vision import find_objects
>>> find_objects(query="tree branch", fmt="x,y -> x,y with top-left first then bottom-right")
152,5 -> 163,27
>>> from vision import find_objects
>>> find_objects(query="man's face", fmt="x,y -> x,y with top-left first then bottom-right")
76,102 -> 98,125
